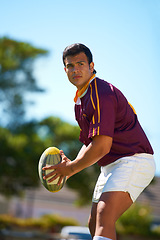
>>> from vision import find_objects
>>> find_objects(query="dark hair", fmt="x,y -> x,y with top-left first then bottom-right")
62,43 -> 96,74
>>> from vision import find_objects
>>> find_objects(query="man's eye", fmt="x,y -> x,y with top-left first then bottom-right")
67,64 -> 73,69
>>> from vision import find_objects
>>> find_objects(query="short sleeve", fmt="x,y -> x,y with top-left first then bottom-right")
88,84 -> 117,139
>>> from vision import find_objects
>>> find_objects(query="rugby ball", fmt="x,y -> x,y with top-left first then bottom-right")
38,147 -> 66,192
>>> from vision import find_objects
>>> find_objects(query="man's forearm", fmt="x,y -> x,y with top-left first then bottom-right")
70,135 -> 112,175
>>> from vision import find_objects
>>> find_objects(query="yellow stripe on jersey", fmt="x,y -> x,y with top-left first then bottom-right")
95,79 -> 100,124
128,102 -> 137,115
93,128 -> 95,137
90,84 -> 96,110
92,115 -> 95,124
97,126 -> 100,135
90,79 -> 101,137
90,83 -> 95,136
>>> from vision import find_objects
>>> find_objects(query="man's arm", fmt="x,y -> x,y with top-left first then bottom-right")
76,144 -> 87,159
43,135 -> 112,184
70,135 -> 112,174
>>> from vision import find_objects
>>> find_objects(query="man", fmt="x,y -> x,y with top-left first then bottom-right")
43,43 -> 156,240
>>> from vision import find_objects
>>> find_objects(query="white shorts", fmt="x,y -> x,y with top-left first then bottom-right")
92,153 -> 156,203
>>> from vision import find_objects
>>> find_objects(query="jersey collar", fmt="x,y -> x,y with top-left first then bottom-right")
74,74 -> 96,103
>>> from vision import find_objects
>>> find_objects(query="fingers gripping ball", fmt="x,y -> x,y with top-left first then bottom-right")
38,147 -> 66,192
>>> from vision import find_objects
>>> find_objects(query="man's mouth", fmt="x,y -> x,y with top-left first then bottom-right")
73,75 -> 82,79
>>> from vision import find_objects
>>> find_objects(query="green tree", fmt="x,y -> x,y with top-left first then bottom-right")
0,123 -> 46,196
116,203 -> 155,237
0,116 -> 99,204
0,37 -> 48,129
0,34 -> 99,203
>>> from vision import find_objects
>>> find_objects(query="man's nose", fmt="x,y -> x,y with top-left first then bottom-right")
72,65 -> 79,72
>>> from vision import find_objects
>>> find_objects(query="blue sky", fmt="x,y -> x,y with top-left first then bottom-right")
1,0 -> 160,175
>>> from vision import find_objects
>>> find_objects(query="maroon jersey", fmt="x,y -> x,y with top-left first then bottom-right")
75,77 -> 153,166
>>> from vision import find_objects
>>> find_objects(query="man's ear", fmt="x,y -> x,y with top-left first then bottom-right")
89,62 -> 94,73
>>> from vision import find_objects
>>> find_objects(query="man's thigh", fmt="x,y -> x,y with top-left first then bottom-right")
98,191 -> 133,221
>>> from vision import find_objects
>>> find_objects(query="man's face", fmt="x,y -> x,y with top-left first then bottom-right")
64,52 -> 94,90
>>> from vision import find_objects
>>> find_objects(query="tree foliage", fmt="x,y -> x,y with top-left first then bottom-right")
116,203 -> 155,237
0,37 -> 48,128
0,116 -> 99,205
0,124 -> 46,196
